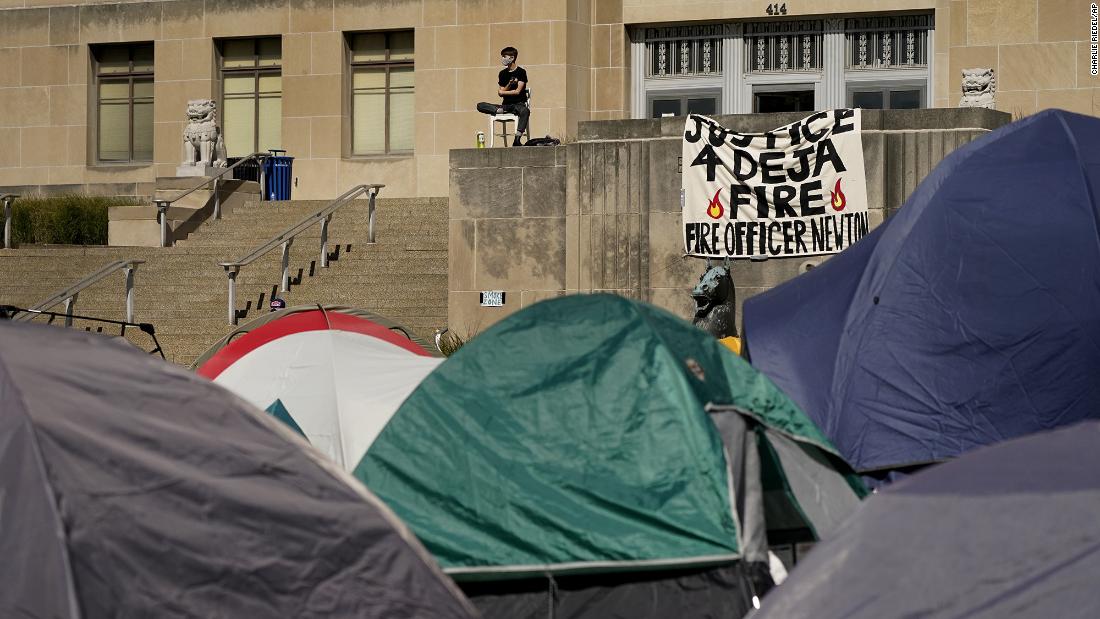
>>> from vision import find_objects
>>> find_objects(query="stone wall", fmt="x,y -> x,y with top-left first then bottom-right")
449,146 -> 569,334
942,0 -> 1098,115
1,0 -> 1096,202
448,108 -> 1009,336
0,0 -> 628,199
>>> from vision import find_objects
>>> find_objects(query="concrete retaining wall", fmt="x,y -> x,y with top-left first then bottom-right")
449,108 -> 1010,336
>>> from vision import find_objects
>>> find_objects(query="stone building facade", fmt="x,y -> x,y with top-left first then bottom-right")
447,108 -> 1009,333
0,0 -> 1095,200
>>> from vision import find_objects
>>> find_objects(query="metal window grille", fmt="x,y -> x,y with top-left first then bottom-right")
744,20 -> 823,73
644,25 -> 725,77
845,15 -> 932,69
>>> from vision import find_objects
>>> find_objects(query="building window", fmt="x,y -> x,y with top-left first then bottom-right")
649,93 -> 720,118
630,14 -> 932,117
849,86 -> 924,109
844,15 -> 932,109
93,43 -> 154,163
644,25 -> 724,78
348,31 -> 414,155
845,16 -> 931,69
218,37 -> 282,158
639,25 -> 726,119
744,21 -> 823,73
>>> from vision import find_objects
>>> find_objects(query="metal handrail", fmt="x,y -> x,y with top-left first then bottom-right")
217,183 -> 385,325
154,152 -> 270,247
2,194 -> 18,249
14,259 -> 145,326
3,305 -> 166,359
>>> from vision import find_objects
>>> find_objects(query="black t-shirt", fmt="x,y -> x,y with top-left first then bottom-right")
498,67 -> 528,105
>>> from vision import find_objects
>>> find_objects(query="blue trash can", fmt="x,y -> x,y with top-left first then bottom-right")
262,150 -> 294,201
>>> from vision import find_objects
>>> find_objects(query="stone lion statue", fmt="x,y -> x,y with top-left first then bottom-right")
182,99 -> 228,168
959,68 -> 995,109
691,263 -> 738,340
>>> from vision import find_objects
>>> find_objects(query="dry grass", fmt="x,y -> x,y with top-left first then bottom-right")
435,321 -> 483,357
436,330 -> 467,356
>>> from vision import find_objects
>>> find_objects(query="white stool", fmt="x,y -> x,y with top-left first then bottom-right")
489,114 -> 519,147
488,87 -> 532,147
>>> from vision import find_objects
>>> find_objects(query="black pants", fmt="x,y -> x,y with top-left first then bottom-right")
477,102 -> 529,134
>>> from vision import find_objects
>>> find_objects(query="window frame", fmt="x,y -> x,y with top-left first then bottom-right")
347,30 -> 415,157
844,73 -> 927,109
92,43 -> 154,165
743,19 -> 824,74
751,83 -> 818,113
643,24 -> 725,78
847,85 -> 926,109
844,15 -> 932,70
631,14 -> 934,117
217,36 -> 282,157
646,90 -> 722,118
743,71 -> 822,113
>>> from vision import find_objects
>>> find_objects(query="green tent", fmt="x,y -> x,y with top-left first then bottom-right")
354,294 -> 864,618
264,399 -> 308,439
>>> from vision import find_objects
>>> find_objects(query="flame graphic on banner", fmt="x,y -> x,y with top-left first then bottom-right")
707,189 -> 723,219
831,179 -> 847,211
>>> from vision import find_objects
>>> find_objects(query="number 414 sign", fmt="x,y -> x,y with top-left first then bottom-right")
766,3 -> 788,15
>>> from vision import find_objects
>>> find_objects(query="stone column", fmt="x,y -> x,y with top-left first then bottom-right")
724,23 -> 746,114
821,19 -> 846,109
630,29 -> 646,119
925,26 -> 936,105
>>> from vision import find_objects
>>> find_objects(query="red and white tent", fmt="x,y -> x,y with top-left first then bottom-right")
196,307 -> 442,471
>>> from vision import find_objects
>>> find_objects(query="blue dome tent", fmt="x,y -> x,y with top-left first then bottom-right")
742,109 -> 1100,476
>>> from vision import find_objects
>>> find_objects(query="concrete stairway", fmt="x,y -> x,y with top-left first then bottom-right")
108,178 -> 261,246
0,197 -> 448,366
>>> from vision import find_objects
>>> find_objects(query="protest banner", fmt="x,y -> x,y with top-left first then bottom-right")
682,109 -> 869,259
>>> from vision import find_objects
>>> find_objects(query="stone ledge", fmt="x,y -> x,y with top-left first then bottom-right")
156,177 -> 261,193
449,146 -> 565,170
577,108 -> 1012,141
0,182 -> 155,200
107,204 -> 204,222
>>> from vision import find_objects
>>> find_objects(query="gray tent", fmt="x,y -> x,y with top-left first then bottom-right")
0,321 -> 476,618
753,420 -> 1100,618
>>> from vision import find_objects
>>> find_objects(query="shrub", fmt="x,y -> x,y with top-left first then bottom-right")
436,330 -> 466,357
10,195 -> 140,245
435,324 -> 480,357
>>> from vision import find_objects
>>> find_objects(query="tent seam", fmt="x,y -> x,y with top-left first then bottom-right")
0,348 -> 84,619
443,553 -> 743,576
828,114 -> 1048,426
1052,113 -> 1100,359
705,403 -> 840,457
630,302 -> 745,554
1054,113 -> 1100,246
241,395 -> 480,616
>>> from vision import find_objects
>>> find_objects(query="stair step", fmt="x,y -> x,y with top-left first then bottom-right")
3,194 -> 450,365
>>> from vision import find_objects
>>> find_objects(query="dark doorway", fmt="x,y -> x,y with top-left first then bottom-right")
753,89 -> 815,113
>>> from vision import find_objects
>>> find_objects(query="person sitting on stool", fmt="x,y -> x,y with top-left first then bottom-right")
477,46 -> 528,147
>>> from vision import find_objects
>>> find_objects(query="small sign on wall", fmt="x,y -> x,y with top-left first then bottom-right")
480,291 -> 506,307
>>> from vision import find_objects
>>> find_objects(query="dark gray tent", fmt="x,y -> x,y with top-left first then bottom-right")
0,322 -> 476,618
753,420 -> 1100,619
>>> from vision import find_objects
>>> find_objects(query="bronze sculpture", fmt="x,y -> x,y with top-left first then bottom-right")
691,261 -> 738,339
